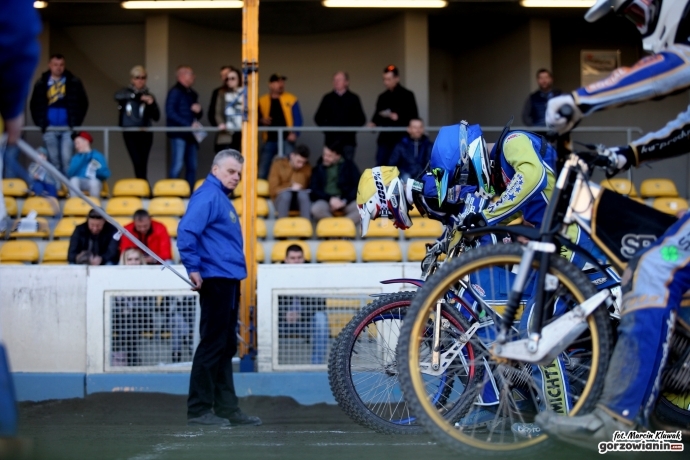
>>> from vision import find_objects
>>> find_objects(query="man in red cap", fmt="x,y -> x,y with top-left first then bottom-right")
67,131 -> 110,197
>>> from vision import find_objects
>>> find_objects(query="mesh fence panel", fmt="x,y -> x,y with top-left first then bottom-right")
106,292 -> 200,371
274,293 -> 374,370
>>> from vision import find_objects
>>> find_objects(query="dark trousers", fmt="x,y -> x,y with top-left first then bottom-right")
187,278 -> 240,419
123,132 -> 153,180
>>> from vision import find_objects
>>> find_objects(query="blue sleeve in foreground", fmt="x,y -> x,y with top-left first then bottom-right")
177,191 -> 212,274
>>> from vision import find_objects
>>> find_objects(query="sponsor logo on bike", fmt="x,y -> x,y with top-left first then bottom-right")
620,234 -> 656,258
541,360 -> 568,414
599,430 -> 684,454
472,284 -> 485,297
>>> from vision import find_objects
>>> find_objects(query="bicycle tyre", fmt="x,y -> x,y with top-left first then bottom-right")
398,243 -> 613,456
329,291 -> 476,435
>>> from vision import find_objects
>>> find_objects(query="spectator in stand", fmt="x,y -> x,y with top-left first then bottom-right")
310,143 -> 360,224
314,71 -> 366,162
214,66 -> 244,153
258,74 -> 303,180
268,145 -> 312,219
166,65 -> 203,188
208,66 -> 232,127
68,209 -> 119,265
28,146 -> 58,198
30,54 -> 89,175
115,65 -> 160,181
282,244 -> 329,365
117,209 -> 172,265
120,247 -> 145,265
368,65 -> 418,166
388,118 -> 432,182
522,69 -> 561,127
67,131 -> 110,198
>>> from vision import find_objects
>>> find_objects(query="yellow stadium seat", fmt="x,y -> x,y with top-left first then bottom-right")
101,181 -> 110,198
316,217 -> 357,239
9,217 -> 50,239
233,182 -> 242,198
256,242 -> 265,264
600,178 -> 637,197
407,240 -> 435,262
105,197 -> 144,217
271,240 -> 312,263
4,197 -> 18,217
112,216 -> 132,227
3,178 -> 29,197
256,218 -> 267,239
53,217 -> 85,239
153,217 -> 179,238
403,218 -> 444,239
0,240 -> 40,264
57,183 -> 68,198
152,179 -> 191,198
640,178 -> 679,198
194,179 -> 205,191
652,197 -> 689,215
112,178 -> 150,198
257,179 -> 270,198
316,240 -> 357,263
362,241 -> 402,262
62,197 -> 101,216
272,217 -> 313,239
42,241 -> 70,264
232,197 -> 270,218
21,196 -> 58,217
363,219 -> 399,238
149,197 -> 185,217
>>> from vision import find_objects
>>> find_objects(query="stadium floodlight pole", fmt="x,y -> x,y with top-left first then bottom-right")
239,0 -> 259,367
13,138 -> 195,289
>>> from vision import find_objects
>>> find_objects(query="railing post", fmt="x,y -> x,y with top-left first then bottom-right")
278,127 -> 283,158
104,127 -> 110,163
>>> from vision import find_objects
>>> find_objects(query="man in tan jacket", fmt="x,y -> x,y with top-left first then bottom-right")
268,145 -> 312,218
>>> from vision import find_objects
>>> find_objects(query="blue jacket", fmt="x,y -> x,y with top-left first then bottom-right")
166,82 -> 202,141
389,134 -> 432,179
67,150 -> 111,181
0,0 -> 41,121
177,174 -> 247,280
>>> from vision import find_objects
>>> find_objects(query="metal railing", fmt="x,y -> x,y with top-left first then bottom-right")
20,124 -> 644,161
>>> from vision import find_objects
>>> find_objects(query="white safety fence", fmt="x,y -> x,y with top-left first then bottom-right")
0,263 -> 422,374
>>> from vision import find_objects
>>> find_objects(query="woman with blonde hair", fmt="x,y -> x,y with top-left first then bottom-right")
214,66 -> 244,153
120,247 -> 146,265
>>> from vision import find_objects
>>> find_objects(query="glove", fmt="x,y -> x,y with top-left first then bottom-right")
545,95 -> 583,135
601,145 -> 632,177
462,212 -> 487,229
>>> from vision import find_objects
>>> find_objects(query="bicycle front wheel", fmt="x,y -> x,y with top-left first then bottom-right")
329,291 -> 477,434
398,243 -> 613,456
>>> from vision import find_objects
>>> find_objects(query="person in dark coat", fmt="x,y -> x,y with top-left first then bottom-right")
368,65 -> 418,166
114,65 -> 160,180
314,71 -> 366,161
521,68 -> 562,127
29,54 -> 89,174
389,118 -> 432,182
310,143 -> 361,224
67,210 -> 119,265
207,66 -> 232,127
166,65 -> 203,188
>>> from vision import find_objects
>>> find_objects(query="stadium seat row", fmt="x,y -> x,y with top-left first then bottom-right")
2,177 -> 270,199
0,239 -> 434,265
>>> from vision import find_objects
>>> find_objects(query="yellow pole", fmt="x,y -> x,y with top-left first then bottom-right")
239,0 -> 259,366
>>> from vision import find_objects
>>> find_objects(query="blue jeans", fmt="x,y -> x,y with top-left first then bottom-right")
311,311 -> 329,365
43,130 -> 73,175
259,140 -> 295,180
169,137 -> 198,189
2,144 -> 32,184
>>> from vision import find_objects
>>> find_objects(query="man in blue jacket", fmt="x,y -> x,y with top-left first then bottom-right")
177,149 -> 261,427
67,131 -> 110,198
166,65 -> 203,189
388,118 -> 432,182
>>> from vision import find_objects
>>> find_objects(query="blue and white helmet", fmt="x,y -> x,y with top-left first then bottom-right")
585,0 -> 688,53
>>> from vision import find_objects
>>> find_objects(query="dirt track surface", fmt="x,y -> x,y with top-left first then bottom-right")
15,393 -> 655,460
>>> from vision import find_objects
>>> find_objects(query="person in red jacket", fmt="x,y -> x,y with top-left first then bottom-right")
119,209 -> 172,264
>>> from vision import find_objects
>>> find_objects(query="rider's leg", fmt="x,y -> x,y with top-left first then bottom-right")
538,212 -> 690,447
